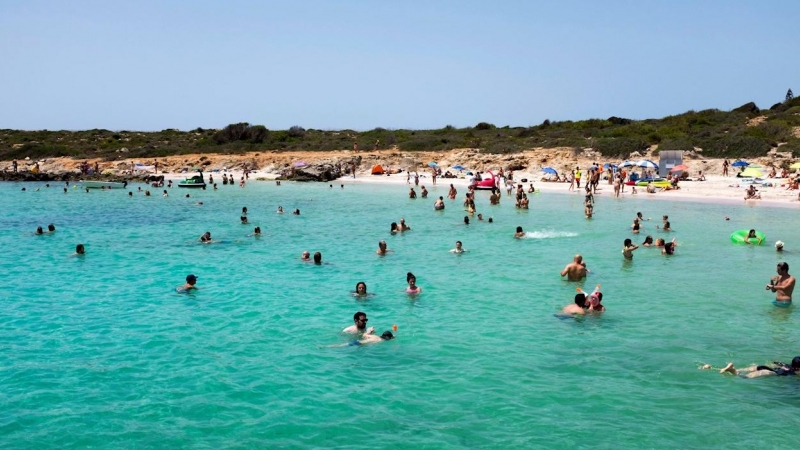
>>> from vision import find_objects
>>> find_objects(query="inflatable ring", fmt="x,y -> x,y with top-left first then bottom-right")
730,229 -> 765,245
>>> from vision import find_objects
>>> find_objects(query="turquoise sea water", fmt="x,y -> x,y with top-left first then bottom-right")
1,179 -> 800,448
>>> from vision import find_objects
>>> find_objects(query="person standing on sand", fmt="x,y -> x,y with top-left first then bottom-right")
561,254 -> 588,281
575,167 -> 582,189
723,159 -> 729,177
766,262 -> 795,305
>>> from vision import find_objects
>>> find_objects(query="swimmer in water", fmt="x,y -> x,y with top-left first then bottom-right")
450,240 -> 466,253
47,224 -> 56,233
353,282 -> 368,297
35,226 -> 44,235
561,293 -> 589,315
399,218 -> 411,231
199,231 -> 212,243
514,226 -> 525,238
293,209 -> 300,215
701,357 -> 800,378
766,262 -> 795,306
662,239 -> 677,255
343,311 -> 374,335
775,241 -> 784,252
177,274 -> 198,292
622,238 -> 639,260
313,252 -> 322,265
642,235 -> 654,247
464,216 -> 470,225
74,243 -> 85,256
253,226 -> 261,236
376,240 -> 391,255
409,188 -> 417,199
421,186 -> 428,198
477,213 -> 483,221
390,222 -> 399,233
631,218 -> 640,234
560,254 -> 587,281
301,251 -> 311,261
277,206 -> 284,214
333,331 -> 395,347
744,229 -> 762,245
406,272 -> 422,294
434,196 -> 445,210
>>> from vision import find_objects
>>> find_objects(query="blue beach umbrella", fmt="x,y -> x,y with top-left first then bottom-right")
731,160 -> 749,167
428,161 -> 438,168
636,159 -> 659,169
541,167 -> 558,175
603,163 -> 618,170
452,165 -> 467,171
619,160 -> 635,168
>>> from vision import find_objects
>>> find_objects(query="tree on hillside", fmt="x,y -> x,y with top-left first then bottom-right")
787,89 -> 794,102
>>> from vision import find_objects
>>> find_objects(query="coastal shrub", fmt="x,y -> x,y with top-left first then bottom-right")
288,126 -> 306,138
474,122 -> 495,130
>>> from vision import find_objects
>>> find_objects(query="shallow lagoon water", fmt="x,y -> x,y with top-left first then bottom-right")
1,179 -> 800,448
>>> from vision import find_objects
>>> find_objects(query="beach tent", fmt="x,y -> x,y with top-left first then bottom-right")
371,164 -> 385,175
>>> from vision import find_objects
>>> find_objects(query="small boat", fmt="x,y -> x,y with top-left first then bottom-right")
178,169 -> 206,189
634,178 -> 671,188
81,180 -> 128,189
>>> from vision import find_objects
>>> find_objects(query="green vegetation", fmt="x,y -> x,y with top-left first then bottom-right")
2,98 -> 799,161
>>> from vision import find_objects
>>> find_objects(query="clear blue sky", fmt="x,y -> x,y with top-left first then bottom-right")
1,0 -> 797,131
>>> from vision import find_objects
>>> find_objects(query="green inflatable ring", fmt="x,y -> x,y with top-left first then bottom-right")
730,229 -> 765,245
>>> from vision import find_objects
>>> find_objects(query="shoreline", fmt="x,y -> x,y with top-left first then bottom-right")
4,150 -> 799,209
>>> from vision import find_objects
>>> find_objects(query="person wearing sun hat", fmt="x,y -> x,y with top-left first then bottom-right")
775,241 -> 784,252
177,274 -> 199,292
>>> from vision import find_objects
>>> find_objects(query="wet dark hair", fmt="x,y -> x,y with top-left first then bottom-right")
624,238 -> 632,246
643,235 -> 653,245
574,293 -> 587,306
516,226 -> 523,233
778,262 -> 789,272
355,282 -> 367,292
664,242 -> 674,254
76,244 -> 85,254
380,331 -> 395,340
406,272 -> 416,282
48,224 -> 55,232
792,356 -> 800,369
391,222 -> 398,231
313,252 -> 322,264
464,216 -> 469,225
354,311 -> 366,322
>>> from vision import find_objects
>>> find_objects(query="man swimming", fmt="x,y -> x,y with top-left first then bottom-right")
702,357 -> 800,378
199,232 -> 212,243
376,240 -> 391,255
334,331 -> 395,347
343,311 -> 374,335
177,274 -> 198,292
561,293 -> 589,315
450,240 -> 466,253
765,262 -> 795,305
560,254 -> 588,281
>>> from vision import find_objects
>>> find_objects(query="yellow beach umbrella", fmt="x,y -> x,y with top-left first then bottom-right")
740,167 -> 764,178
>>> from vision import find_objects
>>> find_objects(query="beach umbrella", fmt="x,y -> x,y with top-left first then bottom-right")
740,167 -> 764,178
603,163 -> 618,170
789,162 -> 800,170
293,161 -> 308,168
541,167 -> 558,175
619,160 -> 635,168
731,160 -> 749,167
669,164 -> 689,173
636,159 -> 659,169
428,161 -> 438,167
452,165 -> 467,171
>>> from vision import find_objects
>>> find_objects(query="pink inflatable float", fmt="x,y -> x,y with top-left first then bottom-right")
472,171 -> 498,190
